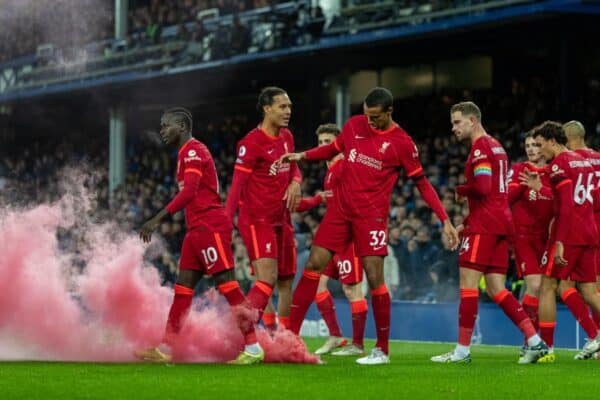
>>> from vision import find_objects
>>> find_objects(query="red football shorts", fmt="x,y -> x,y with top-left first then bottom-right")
314,205 -> 388,257
513,234 -> 547,277
323,243 -> 363,285
459,233 -> 509,274
179,228 -> 234,275
542,243 -> 597,283
238,215 -> 296,279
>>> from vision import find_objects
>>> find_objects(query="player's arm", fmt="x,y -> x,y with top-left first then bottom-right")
225,141 -> 257,222
140,167 -> 203,243
401,139 -> 458,250
456,160 -> 492,198
507,166 -> 526,205
283,138 -> 303,211
553,177 -> 573,266
296,192 -> 328,212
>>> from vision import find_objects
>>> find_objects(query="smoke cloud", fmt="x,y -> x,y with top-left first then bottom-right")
0,167 -> 318,364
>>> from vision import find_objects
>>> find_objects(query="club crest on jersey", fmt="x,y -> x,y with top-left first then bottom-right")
379,141 -> 391,154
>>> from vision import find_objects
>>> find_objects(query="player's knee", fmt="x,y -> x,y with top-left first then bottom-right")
305,257 -> 325,273
343,284 -> 361,301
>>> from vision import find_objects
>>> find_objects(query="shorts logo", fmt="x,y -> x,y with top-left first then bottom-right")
348,148 -> 357,162
239,146 -> 246,156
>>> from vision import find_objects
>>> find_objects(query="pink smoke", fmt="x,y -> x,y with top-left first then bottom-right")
0,175 -> 317,364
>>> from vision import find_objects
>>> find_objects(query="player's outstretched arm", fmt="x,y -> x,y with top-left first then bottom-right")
279,152 -> 305,164
140,208 -> 169,243
413,175 -> 459,250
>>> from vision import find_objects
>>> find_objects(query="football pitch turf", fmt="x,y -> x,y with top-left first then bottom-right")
0,339 -> 597,400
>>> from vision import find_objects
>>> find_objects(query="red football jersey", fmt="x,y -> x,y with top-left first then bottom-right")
167,138 -> 230,231
459,135 -> 513,235
548,150 -> 598,245
296,158 -> 343,213
233,127 -> 300,224
328,115 -> 424,218
508,161 -> 553,236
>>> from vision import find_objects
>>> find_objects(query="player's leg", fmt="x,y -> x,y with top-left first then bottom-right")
314,273 -> 347,355
522,274 -> 542,332
356,255 -> 390,365
134,269 -> 202,363
485,272 -> 546,364
564,281 -> 600,359
214,269 -> 264,364
538,275 -> 558,362
262,299 -> 277,331
276,277 -> 293,329
289,208 -> 347,335
289,245 -> 333,334
431,266 -> 481,363
331,282 -> 366,356
276,225 -> 296,330
555,245 -> 600,359
593,276 -> 600,330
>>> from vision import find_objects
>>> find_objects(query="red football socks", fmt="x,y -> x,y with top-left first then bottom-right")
494,289 -> 537,339
458,288 -> 479,346
289,270 -> 321,334
371,284 -> 390,355
539,321 -> 556,348
562,288 -> 599,339
350,299 -> 368,348
315,290 -> 342,337
247,280 -> 273,323
522,294 -> 539,332
218,281 -> 257,345
163,284 -> 194,344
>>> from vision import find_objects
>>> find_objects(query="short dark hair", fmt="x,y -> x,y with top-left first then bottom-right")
315,123 -> 340,136
364,87 -> 393,110
164,107 -> 193,132
450,101 -> 482,122
531,120 -> 567,145
257,86 -> 287,114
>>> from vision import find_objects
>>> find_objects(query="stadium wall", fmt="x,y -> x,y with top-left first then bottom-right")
299,299 -> 586,349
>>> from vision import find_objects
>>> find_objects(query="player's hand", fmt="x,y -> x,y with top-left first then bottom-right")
442,219 -> 460,251
284,180 -> 301,211
318,190 -> 333,204
140,218 -> 160,243
554,241 -> 568,267
518,169 -> 542,192
279,152 -> 305,164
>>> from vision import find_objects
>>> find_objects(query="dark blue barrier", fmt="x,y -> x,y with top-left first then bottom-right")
299,299 -> 586,349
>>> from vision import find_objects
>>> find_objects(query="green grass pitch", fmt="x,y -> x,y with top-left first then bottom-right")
0,339 -> 597,400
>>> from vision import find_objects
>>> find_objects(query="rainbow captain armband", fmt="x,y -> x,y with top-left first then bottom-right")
473,162 -> 492,177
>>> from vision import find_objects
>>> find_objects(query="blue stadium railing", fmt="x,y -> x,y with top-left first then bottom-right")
0,0 -> 598,103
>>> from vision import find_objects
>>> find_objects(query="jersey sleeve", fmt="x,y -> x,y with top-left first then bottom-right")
397,136 -> 424,179
507,163 -> 526,205
165,146 -> 207,214
548,159 -> 572,243
233,138 -> 259,174
456,143 -> 492,197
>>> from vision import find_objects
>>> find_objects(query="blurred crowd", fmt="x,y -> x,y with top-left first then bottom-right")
3,78 -> 599,302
